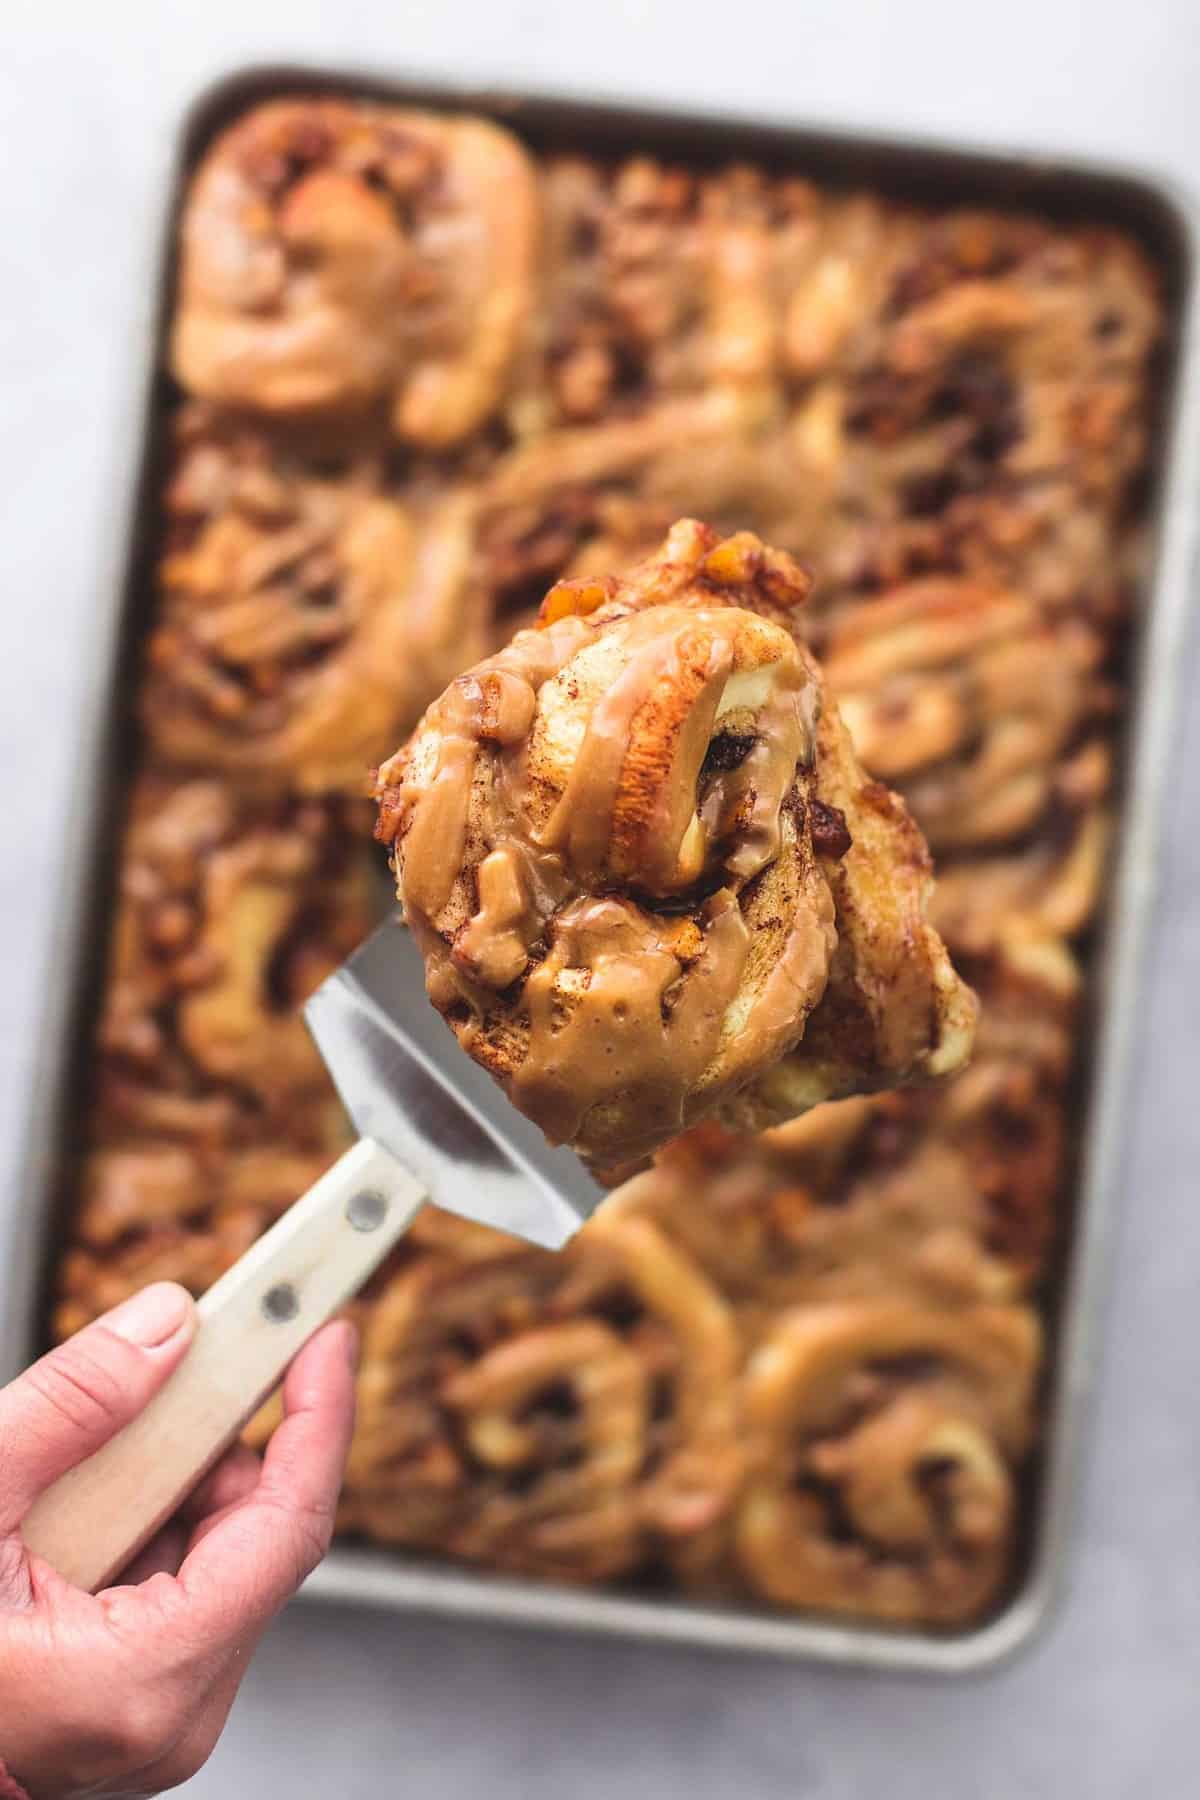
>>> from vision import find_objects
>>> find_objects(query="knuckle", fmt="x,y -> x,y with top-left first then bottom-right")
24,1338 -> 131,1438
277,1493 -> 337,1582
100,1570 -> 179,1641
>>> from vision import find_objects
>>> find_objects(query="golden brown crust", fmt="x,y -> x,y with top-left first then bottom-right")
730,698 -> 979,1128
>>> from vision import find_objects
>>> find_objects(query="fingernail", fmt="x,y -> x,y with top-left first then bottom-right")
340,1321 -> 361,1373
108,1282 -> 195,1348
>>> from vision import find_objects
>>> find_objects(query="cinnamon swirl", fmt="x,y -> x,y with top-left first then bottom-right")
172,98 -> 538,445
735,1301 -> 1039,1623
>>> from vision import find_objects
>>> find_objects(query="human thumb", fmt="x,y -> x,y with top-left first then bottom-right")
0,1283 -> 196,1535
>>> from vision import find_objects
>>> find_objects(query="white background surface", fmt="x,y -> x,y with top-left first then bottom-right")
3,3 -> 1199,1794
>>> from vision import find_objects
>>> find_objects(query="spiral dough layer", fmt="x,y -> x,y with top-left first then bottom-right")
171,98 -> 538,446
735,1301 -> 1040,1624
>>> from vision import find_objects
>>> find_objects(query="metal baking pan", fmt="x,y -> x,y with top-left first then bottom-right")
3,62 -> 1197,1673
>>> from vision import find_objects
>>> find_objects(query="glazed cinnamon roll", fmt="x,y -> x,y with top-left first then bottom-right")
876,222 -> 1159,496
342,1250 -> 621,1575
474,399 -> 811,639
525,158 -> 809,435
804,210 -> 1160,627
823,578 -> 1106,853
341,1214 -> 740,1580
143,406 -> 483,790
172,99 -> 539,445
93,776 -> 369,1148
375,520 -> 976,1169
840,212 -> 1159,489
735,1301 -> 1040,1623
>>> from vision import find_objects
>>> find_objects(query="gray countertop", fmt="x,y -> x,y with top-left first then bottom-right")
3,3 -> 1198,1793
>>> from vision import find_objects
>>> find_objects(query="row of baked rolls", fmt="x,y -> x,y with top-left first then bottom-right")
168,109 -> 1162,674
326,1204 -> 1038,1624
172,102 -> 1158,499
468,164 -> 1160,638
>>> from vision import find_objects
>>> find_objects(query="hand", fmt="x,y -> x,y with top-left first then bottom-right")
0,1283 -> 357,1798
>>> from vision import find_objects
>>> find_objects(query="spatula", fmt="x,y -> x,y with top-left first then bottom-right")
20,916 -> 605,1592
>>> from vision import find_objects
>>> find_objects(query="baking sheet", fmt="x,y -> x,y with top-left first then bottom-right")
4,62 -> 1198,1671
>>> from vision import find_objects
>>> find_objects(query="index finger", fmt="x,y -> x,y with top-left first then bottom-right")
173,1320 -> 358,1645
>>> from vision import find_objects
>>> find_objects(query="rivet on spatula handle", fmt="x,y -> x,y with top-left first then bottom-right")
20,1138 -> 426,1594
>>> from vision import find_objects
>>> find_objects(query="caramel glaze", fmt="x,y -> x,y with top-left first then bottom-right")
376,522 -> 840,1165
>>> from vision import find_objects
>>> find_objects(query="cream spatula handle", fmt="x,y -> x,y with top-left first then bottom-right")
20,1137 -> 426,1594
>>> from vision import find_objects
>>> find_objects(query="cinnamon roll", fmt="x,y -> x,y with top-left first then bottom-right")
375,520 -> 976,1170
172,98 -> 539,445
341,1214 -> 740,1580
143,405 -> 483,789
474,399 -> 812,641
823,578 -> 1106,853
805,211 -> 1160,627
342,1250 -> 618,1574
523,159 -> 809,435
929,788 -> 1111,957
876,221 -> 1159,497
338,1209 -> 737,1576
556,1211 -> 743,1556
735,1301 -> 1040,1623
92,776 -> 369,1148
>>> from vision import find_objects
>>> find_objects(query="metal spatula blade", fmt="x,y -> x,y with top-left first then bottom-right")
304,915 -> 605,1251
